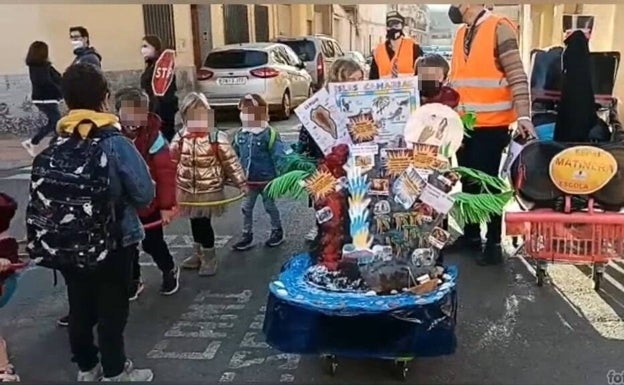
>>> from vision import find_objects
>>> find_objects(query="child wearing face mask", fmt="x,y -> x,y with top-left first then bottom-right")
416,54 -> 459,109
231,94 -> 287,251
139,35 -> 179,142
114,87 -> 179,300
171,93 -> 247,276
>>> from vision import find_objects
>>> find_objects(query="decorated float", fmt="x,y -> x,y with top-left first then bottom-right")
261,77 -> 512,380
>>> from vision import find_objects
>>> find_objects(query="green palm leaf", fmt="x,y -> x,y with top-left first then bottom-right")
264,170 -> 311,200
450,191 -> 513,227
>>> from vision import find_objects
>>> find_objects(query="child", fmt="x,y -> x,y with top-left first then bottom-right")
0,193 -> 20,382
231,94 -> 286,250
114,87 -> 179,299
416,53 -> 459,109
171,93 -> 247,276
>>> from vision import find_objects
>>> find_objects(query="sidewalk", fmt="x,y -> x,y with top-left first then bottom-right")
0,137 -> 31,171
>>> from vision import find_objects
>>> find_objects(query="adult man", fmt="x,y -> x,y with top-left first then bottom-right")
369,11 -> 423,79
69,26 -> 102,68
27,63 -> 154,381
446,4 -> 535,266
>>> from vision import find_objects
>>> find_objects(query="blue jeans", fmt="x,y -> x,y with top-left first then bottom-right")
241,187 -> 282,234
32,103 -> 61,145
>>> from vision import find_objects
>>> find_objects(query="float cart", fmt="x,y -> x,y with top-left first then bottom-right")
262,253 -> 458,381
506,196 -> 624,290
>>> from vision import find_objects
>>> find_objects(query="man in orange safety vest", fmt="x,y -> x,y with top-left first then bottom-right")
369,11 -> 423,79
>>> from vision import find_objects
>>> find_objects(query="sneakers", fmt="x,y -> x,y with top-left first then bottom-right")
77,363 -> 103,382
304,226 -> 318,242
101,360 -> 153,382
128,281 -> 145,302
477,243 -> 504,266
265,229 -> 284,247
57,314 -> 69,327
160,266 -> 180,296
21,139 -> 36,157
232,233 -> 254,251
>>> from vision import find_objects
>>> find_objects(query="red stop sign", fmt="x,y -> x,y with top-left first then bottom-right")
151,49 -> 176,97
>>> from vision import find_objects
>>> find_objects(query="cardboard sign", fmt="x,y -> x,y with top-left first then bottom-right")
303,170 -> 338,201
151,49 -> 176,97
549,146 -> 617,195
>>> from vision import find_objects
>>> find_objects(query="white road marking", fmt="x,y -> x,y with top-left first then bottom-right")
556,311 -> 574,331
219,372 -> 236,382
146,340 -> 222,360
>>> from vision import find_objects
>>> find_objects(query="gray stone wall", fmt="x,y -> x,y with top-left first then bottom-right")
0,66 -> 195,137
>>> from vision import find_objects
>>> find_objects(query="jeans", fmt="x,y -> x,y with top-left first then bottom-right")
190,217 -> 214,248
456,127 -> 511,245
132,212 -> 175,281
241,187 -> 282,234
31,103 -> 61,145
63,245 -> 134,378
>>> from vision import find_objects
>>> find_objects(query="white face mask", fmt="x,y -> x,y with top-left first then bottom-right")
239,113 -> 255,123
71,40 -> 84,50
186,120 -> 206,129
141,46 -> 155,59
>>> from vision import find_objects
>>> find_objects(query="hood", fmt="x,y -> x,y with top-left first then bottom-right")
134,112 -> 164,157
74,46 -> 102,60
422,86 -> 460,109
56,110 -> 120,139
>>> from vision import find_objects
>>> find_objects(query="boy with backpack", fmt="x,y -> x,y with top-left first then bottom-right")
114,87 -> 179,300
26,63 -> 155,382
231,94 -> 286,250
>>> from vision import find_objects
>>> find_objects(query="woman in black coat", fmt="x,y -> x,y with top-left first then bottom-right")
140,35 -> 178,142
22,41 -> 62,156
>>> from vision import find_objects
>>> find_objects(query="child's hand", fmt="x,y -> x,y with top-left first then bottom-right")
161,209 -> 176,226
240,185 -> 249,195
0,258 -> 11,273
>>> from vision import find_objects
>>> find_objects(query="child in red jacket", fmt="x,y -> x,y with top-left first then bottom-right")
0,193 -> 20,382
115,88 -> 179,300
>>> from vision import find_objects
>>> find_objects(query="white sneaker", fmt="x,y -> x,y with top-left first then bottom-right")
101,360 -> 153,382
77,363 -> 103,382
304,226 -> 318,242
21,139 -> 36,157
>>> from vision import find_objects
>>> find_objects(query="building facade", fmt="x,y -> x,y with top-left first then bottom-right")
0,4 -> 327,136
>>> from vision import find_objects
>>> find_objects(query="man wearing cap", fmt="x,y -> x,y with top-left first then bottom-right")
445,4 -> 535,266
369,11 -> 424,80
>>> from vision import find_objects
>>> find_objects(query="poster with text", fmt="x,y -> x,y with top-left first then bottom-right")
328,77 -> 420,144
294,88 -> 351,155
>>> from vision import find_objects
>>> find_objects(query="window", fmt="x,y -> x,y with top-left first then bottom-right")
282,46 -> 303,67
254,5 -> 269,42
306,20 -> 313,35
270,48 -> 288,65
321,40 -> 335,58
204,50 -> 268,68
277,40 -> 316,62
223,5 -> 250,44
142,5 -> 176,49
332,41 -> 344,57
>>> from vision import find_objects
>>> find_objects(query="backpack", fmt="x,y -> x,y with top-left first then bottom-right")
26,126 -> 122,272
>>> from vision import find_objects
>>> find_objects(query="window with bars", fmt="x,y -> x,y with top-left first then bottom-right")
223,4 -> 250,44
142,4 -> 176,50
254,5 -> 269,42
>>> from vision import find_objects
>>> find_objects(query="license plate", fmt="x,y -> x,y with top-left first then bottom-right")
217,77 -> 247,85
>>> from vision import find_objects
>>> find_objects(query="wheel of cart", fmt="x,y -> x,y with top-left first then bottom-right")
320,354 -> 413,381
505,196 -> 624,291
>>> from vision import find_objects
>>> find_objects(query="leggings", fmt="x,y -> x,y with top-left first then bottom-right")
190,217 -> 214,248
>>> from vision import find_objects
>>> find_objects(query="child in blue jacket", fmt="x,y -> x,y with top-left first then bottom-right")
232,94 -> 286,250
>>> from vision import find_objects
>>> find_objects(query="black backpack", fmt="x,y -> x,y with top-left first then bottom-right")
26,125 -> 122,272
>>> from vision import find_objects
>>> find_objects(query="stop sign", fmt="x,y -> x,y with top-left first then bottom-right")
151,49 -> 176,97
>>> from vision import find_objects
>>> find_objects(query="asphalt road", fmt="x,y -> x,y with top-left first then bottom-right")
1,121 -> 624,384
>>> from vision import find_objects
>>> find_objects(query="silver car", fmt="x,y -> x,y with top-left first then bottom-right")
197,42 -> 313,119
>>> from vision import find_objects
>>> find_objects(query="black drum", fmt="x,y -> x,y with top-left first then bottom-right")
510,141 -> 566,202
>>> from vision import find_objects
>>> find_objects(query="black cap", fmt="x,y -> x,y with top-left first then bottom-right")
386,11 -> 405,25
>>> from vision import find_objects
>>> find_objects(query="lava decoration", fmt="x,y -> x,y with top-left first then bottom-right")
305,264 -> 369,292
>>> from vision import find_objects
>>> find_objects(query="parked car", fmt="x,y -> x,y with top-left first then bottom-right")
272,35 -> 346,91
196,42 -> 313,119
344,50 -> 370,78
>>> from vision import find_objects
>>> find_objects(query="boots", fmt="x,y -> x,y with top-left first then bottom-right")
198,247 -> 218,276
181,243 -> 202,270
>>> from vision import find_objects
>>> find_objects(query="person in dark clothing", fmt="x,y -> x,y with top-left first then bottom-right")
69,26 -> 102,68
369,11 -> 424,80
139,35 -> 178,142
22,41 -> 63,156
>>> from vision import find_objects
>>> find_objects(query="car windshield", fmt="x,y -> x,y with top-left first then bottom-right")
204,50 -> 268,69
276,40 -> 316,62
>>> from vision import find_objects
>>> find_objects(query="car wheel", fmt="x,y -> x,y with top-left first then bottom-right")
276,90 -> 291,120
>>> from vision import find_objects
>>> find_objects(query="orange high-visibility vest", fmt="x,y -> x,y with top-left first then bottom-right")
373,38 -> 417,78
449,15 -> 517,127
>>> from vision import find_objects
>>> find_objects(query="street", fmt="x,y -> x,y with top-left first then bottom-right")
1,119 -> 623,384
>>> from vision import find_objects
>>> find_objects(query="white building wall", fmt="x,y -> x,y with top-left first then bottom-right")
356,4 -> 387,55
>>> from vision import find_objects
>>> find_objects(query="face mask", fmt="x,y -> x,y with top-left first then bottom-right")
141,46 -> 155,59
420,80 -> 442,98
448,6 -> 464,24
71,40 -> 84,50
386,28 -> 403,41
239,112 -> 255,123
186,120 -> 206,129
